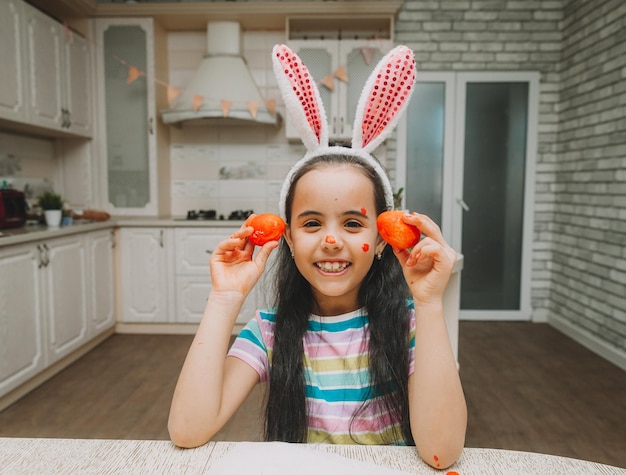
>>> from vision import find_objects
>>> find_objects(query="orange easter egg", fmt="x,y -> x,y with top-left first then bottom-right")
246,213 -> 286,246
376,210 -> 421,250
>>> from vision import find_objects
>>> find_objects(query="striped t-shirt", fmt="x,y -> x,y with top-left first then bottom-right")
227,303 -> 416,445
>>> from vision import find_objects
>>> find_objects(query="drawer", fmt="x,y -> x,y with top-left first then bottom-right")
174,228 -> 236,274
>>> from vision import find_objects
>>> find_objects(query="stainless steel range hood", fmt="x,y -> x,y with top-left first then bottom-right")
161,21 -> 279,127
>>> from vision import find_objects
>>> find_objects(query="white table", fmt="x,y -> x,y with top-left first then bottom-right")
0,438 -> 623,474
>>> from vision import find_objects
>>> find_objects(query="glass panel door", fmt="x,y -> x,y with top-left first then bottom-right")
454,73 -> 538,320
398,72 -> 538,320
103,25 -> 150,209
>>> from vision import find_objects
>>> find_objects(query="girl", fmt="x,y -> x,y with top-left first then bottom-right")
168,44 -> 466,469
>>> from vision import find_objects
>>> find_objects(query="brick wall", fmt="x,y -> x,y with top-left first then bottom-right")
395,0 -> 625,362
550,0 -> 626,355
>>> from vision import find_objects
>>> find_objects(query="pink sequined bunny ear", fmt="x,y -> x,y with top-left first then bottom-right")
352,45 -> 416,153
272,44 -> 329,151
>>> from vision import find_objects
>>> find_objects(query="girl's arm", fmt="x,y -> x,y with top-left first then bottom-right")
393,213 -> 467,469
168,225 -> 278,448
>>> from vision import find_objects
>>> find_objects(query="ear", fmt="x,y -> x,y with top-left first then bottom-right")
283,225 -> 294,254
375,237 -> 387,257
272,44 -> 329,152
352,45 -> 416,153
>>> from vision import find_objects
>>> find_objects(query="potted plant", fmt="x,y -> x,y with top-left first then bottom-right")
38,191 -> 64,227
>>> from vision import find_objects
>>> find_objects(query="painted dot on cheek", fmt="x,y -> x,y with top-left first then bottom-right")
362,243 -> 370,252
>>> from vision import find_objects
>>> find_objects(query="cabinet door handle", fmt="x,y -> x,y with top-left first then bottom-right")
149,117 -> 154,135
43,243 -> 50,267
37,244 -> 44,268
205,249 -> 213,255
159,229 -> 164,248
340,116 -> 344,135
332,116 -> 336,135
111,229 -> 116,249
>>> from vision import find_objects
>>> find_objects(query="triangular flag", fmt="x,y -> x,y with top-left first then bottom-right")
167,86 -> 181,106
247,101 -> 259,119
361,47 -> 375,65
63,22 -> 74,44
334,66 -> 349,83
127,66 -> 143,84
192,95 -> 204,112
265,99 -> 276,116
320,75 -> 334,91
220,100 -> 232,117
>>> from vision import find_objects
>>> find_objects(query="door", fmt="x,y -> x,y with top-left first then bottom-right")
398,72 -> 539,320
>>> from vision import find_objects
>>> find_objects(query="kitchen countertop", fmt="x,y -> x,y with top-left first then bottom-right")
0,217 -> 246,248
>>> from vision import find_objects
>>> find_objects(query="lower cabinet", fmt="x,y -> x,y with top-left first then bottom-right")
0,243 -> 44,398
117,226 -> 259,325
0,230 -> 115,399
174,227 -> 257,324
43,234 -> 89,364
118,227 -> 173,323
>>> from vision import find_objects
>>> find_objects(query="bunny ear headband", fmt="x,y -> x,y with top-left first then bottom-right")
273,43 -> 417,219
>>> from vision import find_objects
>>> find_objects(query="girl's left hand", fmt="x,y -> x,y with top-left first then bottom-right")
392,213 -> 456,305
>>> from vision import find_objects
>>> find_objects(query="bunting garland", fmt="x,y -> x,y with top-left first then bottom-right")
62,23 -> 385,120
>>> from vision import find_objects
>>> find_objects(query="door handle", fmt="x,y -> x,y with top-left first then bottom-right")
457,198 -> 470,212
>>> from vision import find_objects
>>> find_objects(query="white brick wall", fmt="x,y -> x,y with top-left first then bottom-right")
396,0 -> 625,359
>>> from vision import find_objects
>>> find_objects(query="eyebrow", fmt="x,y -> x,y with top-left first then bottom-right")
296,210 -> 370,219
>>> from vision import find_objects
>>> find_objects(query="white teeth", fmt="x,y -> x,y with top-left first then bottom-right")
316,262 -> 349,273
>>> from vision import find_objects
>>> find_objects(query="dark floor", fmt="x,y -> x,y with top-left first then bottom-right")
0,322 -> 624,468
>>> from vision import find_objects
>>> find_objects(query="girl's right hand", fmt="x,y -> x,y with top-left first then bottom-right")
209,223 -> 279,297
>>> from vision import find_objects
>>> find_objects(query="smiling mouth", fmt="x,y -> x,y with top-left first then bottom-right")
315,261 -> 351,273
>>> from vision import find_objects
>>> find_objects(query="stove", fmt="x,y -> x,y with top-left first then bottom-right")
183,209 -> 254,221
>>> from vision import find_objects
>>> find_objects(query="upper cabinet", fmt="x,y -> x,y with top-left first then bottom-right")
0,0 -> 92,138
285,16 -> 393,142
0,0 -> 28,123
94,18 -> 170,216
24,2 -> 93,137
285,39 -> 392,142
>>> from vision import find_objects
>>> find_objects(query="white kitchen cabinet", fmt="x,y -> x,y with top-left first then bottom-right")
87,230 -> 116,335
118,227 -> 173,323
174,228 -> 257,324
0,243 -> 44,398
0,229 -> 114,398
23,1 -> 92,137
285,39 -> 391,141
94,18 -> 170,216
43,235 -> 90,365
0,0 -> 28,123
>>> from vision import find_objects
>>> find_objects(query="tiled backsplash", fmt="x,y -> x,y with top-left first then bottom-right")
0,131 -> 58,205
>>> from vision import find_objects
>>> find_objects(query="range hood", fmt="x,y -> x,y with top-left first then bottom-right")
161,22 -> 279,127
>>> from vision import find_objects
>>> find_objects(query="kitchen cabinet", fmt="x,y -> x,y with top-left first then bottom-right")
0,0 -> 28,123
87,230 -> 116,335
0,243 -> 44,399
0,229 -> 114,399
94,18 -> 170,216
23,0 -> 92,137
118,227 -> 173,323
285,39 -> 391,141
174,228 -> 257,324
43,234 -> 89,365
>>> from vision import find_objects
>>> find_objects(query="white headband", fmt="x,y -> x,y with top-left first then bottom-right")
273,44 -> 417,219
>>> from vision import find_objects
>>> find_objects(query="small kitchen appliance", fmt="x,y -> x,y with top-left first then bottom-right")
0,189 -> 27,229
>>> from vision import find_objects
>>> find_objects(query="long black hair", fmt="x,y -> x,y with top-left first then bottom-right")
264,154 -> 414,445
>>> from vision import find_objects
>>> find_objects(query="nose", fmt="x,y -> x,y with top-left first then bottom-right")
321,234 -> 341,250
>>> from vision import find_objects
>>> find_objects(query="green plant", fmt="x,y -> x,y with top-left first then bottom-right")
393,187 -> 404,210
38,191 -> 64,210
